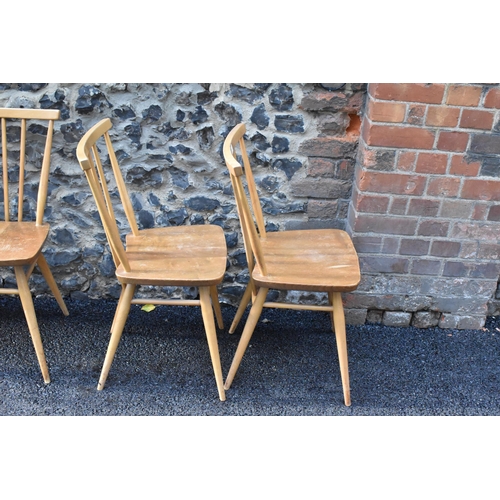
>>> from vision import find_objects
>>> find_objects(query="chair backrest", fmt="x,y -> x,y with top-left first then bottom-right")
76,118 -> 139,273
223,123 -> 268,276
0,108 -> 60,225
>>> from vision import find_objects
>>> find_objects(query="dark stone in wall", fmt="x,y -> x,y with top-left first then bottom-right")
189,106 -> 208,125
260,196 -> 306,215
60,120 -> 85,143
164,208 -> 189,226
197,90 -> 218,105
157,123 -> 190,141
227,85 -> 265,104
269,84 -> 294,111
197,126 -> 215,150
185,196 -> 220,211
275,115 -> 304,133
142,105 -> 162,122
259,175 -> 279,193
272,158 -> 302,179
272,136 -> 289,153
479,157 -> 500,177
251,104 -> 269,130
75,85 -> 111,115
137,209 -> 154,229
169,167 -> 190,190
18,84 -> 47,92
125,122 -> 142,147
215,102 -> 242,128
39,91 -> 70,120
113,106 -> 136,120
251,132 -> 270,151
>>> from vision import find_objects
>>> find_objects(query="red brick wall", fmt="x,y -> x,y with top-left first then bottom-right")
346,83 -> 500,329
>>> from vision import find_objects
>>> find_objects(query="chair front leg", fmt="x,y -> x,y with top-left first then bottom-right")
332,292 -> 351,407
210,285 -> 224,330
14,266 -> 50,383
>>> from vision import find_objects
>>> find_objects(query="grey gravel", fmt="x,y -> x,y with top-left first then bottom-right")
1,296 -> 499,416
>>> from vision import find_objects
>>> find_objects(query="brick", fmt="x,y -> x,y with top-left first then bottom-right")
417,219 -> 449,237
439,314 -> 486,330
382,237 -> 400,253
472,203 -> 489,220
411,259 -> 442,275
446,85 -> 482,106
299,136 -> 358,158
437,131 -> 469,152
426,177 -> 461,197
443,261 -> 469,277
352,214 -> 417,235
407,198 -> 440,216
397,151 -> 416,171
449,154 -> 481,176
487,205 -> 500,221
389,197 -> 408,215
360,256 -> 409,274
460,241 -> 478,259
461,179 -> 500,201
291,178 -> 352,199
430,240 -> 461,257
366,310 -> 384,324
400,238 -> 430,256
306,158 -> 336,177
357,171 -> 426,196
307,199 -> 338,218
415,152 -> 448,174
300,91 -> 364,113
352,236 -> 383,253
479,157 -> 500,177
460,109 -> 494,130
470,262 -> 500,279
360,148 -> 396,171
363,122 -> 435,149
383,311 -> 412,327
440,200 -> 474,218
369,83 -> 445,104
426,106 -> 460,127
477,243 -> 500,260
412,311 -> 440,328
354,192 -> 390,213
345,308 -> 367,325
407,105 -> 426,125
469,134 -> 500,155
451,221 -> 500,240
484,88 -> 500,109
368,100 -> 406,122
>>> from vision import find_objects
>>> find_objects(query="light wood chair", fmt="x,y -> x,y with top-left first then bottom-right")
76,118 -> 227,401
223,123 -> 361,406
0,108 -> 69,383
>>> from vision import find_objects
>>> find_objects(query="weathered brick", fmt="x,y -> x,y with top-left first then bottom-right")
400,238 -> 430,256
470,262 -> 500,279
407,105 -> 425,125
484,88 -> 500,109
437,131 -> 469,152
487,205 -> 500,221
357,171 -> 426,196
345,308 -> 367,325
411,259 -> 442,275
291,178 -> 352,199
383,311 -> 412,327
366,309 -> 384,324
426,106 -> 460,127
300,91 -> 364,113
415,152 -> 448,174
477,243 -> 500,260
397,151 -> 416,171
472,203 -> 489,220
354,192 -> 390,213
430,240 -> 461,257
443,261 -> 469,277
307,199 -> 338,218
382,237 -> 400,253
417,219 -> 449,237
352,235 -> 383,253
460,109 -> 495,130
449,154 -> 481,176
426,177 -> 460,198
446,85 -> 482,106
461,178 -> 500,201
412,311 -> 440,328
440,200 -> 474,219
299,136 -> 358,158
306,157 -> 336,177
459,241 -> 478,259
369,83 -> 445,104
389,197 -> 408,215
367,100 -> 406,122
469,134 -> 500,155
363,122 -> 435,149
451,221 -> 500,240
360,148 -> 397,171
360,256 -> 409,274
407,198 -> 440,216
352,214 -> 417,235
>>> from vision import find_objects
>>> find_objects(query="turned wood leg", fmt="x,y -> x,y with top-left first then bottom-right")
332,292 -> 351,406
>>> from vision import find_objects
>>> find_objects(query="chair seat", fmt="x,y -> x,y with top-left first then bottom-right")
116,224 -> 227,286
0,222 -> 49,265
252,228 -> 360,292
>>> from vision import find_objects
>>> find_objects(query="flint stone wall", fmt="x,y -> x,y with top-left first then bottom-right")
0,83 -> 365,308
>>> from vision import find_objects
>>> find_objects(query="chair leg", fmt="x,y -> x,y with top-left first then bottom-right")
224,286 -> 268,390
332,292 -> 351,406
36,254 -> 69,316
328,291 -> 335,333
14,266 -> 50,383
97,283 -> 135,391
229,281 -> 253,334
199,287 -> 226,401
210,285 -> 224,330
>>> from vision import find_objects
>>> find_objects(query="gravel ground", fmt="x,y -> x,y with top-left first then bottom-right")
1,295 -> 499,416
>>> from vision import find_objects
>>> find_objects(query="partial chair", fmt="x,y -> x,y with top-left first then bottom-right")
0,108 -> 69,383
223,123 -> 361,406
76,118 -> 227,401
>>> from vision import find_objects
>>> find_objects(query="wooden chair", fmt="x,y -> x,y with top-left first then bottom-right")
76,118 -> 227,401
223,123 -> 361,406
0,108 -> 69,383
